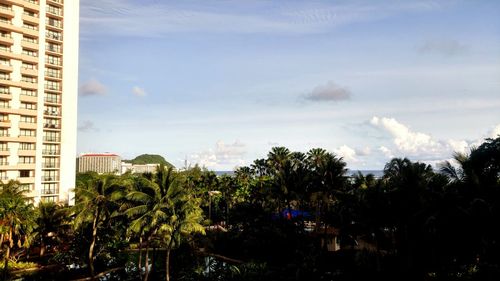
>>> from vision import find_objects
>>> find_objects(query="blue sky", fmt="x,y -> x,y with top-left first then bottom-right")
77,0 -> 500,170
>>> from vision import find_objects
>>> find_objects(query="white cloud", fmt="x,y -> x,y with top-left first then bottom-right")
304,81 -> 351,102
379,146 -> 394,159
132,86 -> 147,97
334,145 -> 357,162
488,124 -> 500,138
189,140 -> 247,170
369,116 -> 500,162
79,79 -> 107,96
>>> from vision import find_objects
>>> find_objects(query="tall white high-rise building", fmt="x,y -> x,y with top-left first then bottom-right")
0,0 -> 79,204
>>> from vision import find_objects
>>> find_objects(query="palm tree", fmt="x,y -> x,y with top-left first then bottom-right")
34,202 -> 68,257
123,176 -> 163,281
72,174 -> 127,278
158,183 -> 205,281
0,180 -> 35,277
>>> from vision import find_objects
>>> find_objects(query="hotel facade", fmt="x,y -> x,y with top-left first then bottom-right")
0,0 -> 79,204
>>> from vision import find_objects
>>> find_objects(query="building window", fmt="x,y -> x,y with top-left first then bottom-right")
22,36 -> 37,43
20,116 -> 36,123
19,156 -> 35,164
23,23 -> 38,30
22,63 -> 36,70
19,129 -> 36,137
20,142 -> 35,150
19,170 -> 33,178
0,72 -> 10,80
46,30 -> 62,40
46,5 -> 62,16
21,76 -> 37,83
22,49 -> 37,57
20,102 -> 37,110
45,81 -> 61,91
21,89 -> 37,96
0,156 -> 7,165
46,55 -> 61,66
47,17 -> 62,28
44,105 -> 60,116
42,183 -> 58,194
41,196 -> 58,203
0,129 -> 9,137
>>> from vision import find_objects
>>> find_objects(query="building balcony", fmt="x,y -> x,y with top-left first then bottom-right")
17,149 -> 36,156
46,7 -> 62,18
17,135 -> 37,142
17,177 -> 35,184
21,39 -> 38,50
47,0 -> 63,7
42,150 -> 59,155
0,63 -> 13,72
22,13 -> 39,25
23,26 -> 39,37
17,108 -> 38,116
44,98 -> 60,104
43,137 -> 60,142
0,20 -> 22,34
41,188 -> 59,195
19,122 -> 37,129
0,148 -> 9,156
42,163 -> 59,169
45,32 -> 62,42
23,0 -> 39,10
19,94 -> 37,103
0,33 -> 13,45
44,86 -> 61,93
45,71 -> 61,80
0,6 -> 15,18
41,176 -> 59,182
17,163 -> 35,169
0,120 -> 11,127
45,59 -> 62,68
18,80 -> 38,89
43,123 -> 60,129
20,67 -> 38,76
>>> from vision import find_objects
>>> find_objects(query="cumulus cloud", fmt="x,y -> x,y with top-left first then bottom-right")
79,79 -> 107,96
78,120 -> 99,132
488,124 -> 500,138
334,145 -> 357,162
304,81 -> 351,102
418,39 -> 468,56
189,140 -> 247,170
132,86 -> 147,97
368,116 -> 496,162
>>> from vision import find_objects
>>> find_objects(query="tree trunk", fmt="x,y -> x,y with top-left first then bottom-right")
3,243 -> 10,279
40,239 -> 46,257
165,238 -> 175,281
138,236 -> 143,275
150,246 -> 157,278
143,238 -> 150,281
89,209 -> 100,278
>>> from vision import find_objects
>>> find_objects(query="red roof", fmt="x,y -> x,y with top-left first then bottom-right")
81,153 -> 119,157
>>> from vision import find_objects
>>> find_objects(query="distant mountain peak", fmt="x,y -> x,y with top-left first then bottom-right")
124,154 -> 174,168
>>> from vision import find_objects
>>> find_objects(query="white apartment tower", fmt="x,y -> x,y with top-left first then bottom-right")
0,0 -> 79,204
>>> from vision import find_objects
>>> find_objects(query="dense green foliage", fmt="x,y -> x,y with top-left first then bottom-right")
124,154 -> 174,167
1,137 -> 499,281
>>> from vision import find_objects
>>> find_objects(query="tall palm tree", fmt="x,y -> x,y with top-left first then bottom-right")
34,202 -> 68,257
158,183 -> 205,281
72,174 -> 127,278
0,180 -> 35,277
123,176 -> 163,281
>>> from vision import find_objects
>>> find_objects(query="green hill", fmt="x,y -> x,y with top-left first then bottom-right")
124,154 -> 174,168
